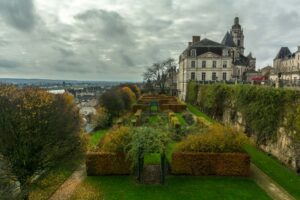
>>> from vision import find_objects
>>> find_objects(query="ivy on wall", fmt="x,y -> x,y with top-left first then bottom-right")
187,82 -> 300,144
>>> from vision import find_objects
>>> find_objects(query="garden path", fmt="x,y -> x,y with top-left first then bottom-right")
251,164 -> 295,200
48,163 -> 86,200
142,165 -> 161,184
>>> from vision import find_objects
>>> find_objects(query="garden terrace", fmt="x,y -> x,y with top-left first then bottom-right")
133,94 -> 186,112
79,103 -> 293,199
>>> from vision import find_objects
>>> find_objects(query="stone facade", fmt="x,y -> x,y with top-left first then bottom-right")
177,17 -> 256,100
221,103 -> 300,171
272,46 -> 300,82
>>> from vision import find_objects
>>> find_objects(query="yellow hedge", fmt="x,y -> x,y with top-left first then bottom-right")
171,152 -> 250,176
86,152 -> 131,175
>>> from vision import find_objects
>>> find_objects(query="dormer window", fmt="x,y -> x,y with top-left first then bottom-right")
191,49 -> 196,57
223,49 -> 228,57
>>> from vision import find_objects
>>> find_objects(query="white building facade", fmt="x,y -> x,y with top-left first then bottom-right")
273,46 -> 300,83
177,17 -> 256,100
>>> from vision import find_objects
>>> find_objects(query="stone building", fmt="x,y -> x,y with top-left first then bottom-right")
272,46 -> 300,83
177,17 -> 256,100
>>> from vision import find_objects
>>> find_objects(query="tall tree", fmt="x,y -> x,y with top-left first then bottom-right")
100,90 -> 124,117
143,58 -> 177,94
0,87 -> 83,199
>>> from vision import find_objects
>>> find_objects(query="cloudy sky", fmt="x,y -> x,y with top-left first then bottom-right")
0,0 -> 299,81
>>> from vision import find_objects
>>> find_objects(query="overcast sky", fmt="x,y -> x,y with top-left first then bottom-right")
0,0 -> 299,81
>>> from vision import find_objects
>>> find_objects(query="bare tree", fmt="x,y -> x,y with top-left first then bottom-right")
143,58 -> 177,94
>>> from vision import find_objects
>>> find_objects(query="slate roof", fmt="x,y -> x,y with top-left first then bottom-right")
247,52 -> 254,59
221,32 -> 236,47
234,54 -> 249,66
275,47 -> 291,59
191,38 -> 225,48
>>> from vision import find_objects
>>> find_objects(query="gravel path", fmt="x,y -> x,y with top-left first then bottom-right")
48,164 -> 86,200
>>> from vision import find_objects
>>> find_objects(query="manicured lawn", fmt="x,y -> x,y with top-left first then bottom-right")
175,113 -> 187,126
29,155 -> 82,200
244,145 -> 300,199
89,129 -> 107,148
72,176 -> 271,200
187,104 -> 214,123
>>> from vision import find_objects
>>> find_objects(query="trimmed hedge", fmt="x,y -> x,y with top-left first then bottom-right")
171,152 -> 250,176
160,104 -> 187,112
133,95 -> 187,112
86,152 -> 131,175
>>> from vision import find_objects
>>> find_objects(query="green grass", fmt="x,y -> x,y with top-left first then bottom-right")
89,129 -> 107,147
187,104 -> 214,123
29,155 -> 82,200
244,145 -> 300,199
148,115 -> 159,125
175,113 -> 187,126
166,142 -> 177,162
72,176 -> 271,200
144,153 -> 161,165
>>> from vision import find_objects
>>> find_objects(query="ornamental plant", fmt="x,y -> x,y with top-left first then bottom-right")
100,126 -> 131,153
175,124 -> 248,153
126,127 -> 170,167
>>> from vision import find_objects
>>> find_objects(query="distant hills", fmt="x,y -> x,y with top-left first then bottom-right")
0,78 -> 130,87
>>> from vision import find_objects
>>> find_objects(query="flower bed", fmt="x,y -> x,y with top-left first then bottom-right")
171,152 -> 250,176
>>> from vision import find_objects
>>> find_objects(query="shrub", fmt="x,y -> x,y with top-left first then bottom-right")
182,112 -> 195,125
126,127 -> 170,167
175,124 -> 248,153
86,152 -> 131,175
100,126 -> 131,153
92,106 -> 112,130
196,116 -> 212,127
100,90 -> 124,117
120,86 -> 136,110
186,81 -> 198,103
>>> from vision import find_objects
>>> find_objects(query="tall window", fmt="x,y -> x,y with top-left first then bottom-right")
191,72 -> 195,80
202,72 -> 206,81
213,61 -> 217,68
202,61 -> 206,68
191,49 -> 196,57
223,61 -> 227,68
191,61 -> 196,68
222,72 -> 227,81
212,72 -> 216,81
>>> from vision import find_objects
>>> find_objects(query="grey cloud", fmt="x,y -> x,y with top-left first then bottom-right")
75,9 -> 135,46
0,59 -> 21,69
0,0 -> 36,31
0,0 -> 300,80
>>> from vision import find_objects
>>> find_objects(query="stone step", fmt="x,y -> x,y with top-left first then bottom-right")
142,165 -> 161,184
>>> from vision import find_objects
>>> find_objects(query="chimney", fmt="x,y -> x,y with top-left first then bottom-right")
192,36 -> 201,44
188,42 -> 192,46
